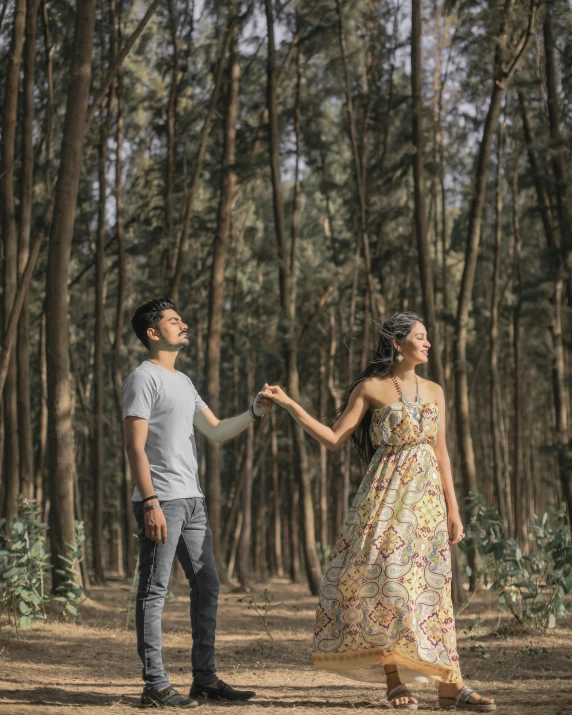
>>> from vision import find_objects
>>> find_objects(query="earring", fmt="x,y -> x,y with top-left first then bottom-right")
395,352 -> 404,363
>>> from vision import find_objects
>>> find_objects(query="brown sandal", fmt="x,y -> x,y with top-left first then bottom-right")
438,685 -> 496,711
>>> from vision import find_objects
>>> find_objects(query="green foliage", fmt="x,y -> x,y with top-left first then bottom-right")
0,498 -> 49,633
53,522 -> 86,621
460,492 -> 572,633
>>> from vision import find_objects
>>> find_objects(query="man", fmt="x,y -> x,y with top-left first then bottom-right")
123,297 -> 270,709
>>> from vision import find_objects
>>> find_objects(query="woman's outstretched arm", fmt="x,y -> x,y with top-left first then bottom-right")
260,381 -> 369,452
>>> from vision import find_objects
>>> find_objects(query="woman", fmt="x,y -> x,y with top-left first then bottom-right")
261,313 -> 496,711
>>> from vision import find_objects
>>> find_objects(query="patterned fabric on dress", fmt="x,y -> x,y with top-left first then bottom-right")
312,395 -> 461,685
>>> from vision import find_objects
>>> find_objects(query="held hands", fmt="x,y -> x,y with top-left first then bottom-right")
259,383 -> 292,408
447,510 -> 465,546
252,389 -> 275,417
144,503 -> 168,545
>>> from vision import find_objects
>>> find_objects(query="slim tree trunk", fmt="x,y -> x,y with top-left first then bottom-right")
17,0 -> 41,501
511,162 -> 525,541
550,278 -> 572,513
109,0 -> 136,577
205,23 -> 239,580
287,421 -> 301,583
35,316 -> 48,505
264,0 -> 322,595
489,124 -> 512,534
169,20 -> 236,303
270,410 -> 283,577
85,0 -> 161,129
319,348 -> 328,552
93,90 -> 114,583
543,11 -> 570,259
46,0 -> 96,587
1,0 -> 25,522
165,0 -> 179,261
237,352 -> 254,591
335,0 -> 375,316
42,0 -> 54,196
543,11 -> 572,513
411,0 -> 446,388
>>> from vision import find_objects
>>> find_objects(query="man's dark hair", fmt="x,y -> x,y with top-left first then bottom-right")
131,297 -> 177,349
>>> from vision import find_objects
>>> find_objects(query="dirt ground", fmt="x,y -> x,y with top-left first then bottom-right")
0,579 -> 571,715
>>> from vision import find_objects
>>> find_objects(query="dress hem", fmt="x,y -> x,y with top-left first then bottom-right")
313,648 -> 455,684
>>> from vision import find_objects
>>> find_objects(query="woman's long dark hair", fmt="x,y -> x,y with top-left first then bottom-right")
337,311 -> 425,464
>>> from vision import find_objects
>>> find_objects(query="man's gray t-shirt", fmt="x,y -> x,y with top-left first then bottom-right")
122,361 -> 208,501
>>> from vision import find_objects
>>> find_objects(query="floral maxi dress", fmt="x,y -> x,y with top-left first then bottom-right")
312,393 -> 462,685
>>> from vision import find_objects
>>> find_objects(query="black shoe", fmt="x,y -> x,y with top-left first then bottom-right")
190,678 -> 255,701
141,684 -> 200,708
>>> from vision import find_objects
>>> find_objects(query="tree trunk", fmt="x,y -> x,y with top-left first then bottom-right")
46,0 -> 96,587
169,20 -> 236,303
93,90 -> 114,583
489,124 -> 512,535
85,0 -> 161,129
109,0 -> 136,577
1,0 -> 25,522
543,11 -> 570,259
319,348 -> 328,552
35,316 -> 48,505
205,23 -> 239,580
287,421 -> 301,583
165,0 -> 179,268
543,11 -> 572,514
264,0 -> 322,595
237,353 -> 254,591
411,0 -> 446,388
42,0 -> 54,196
511,162 -> 525,542
335,0 -> 375,316
270,410 -> 283,577
17,0 -> 41,501
550,278 -> 572,514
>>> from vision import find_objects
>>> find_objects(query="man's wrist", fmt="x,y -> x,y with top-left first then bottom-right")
249,404 -> 264,420
144,502 -> 162,513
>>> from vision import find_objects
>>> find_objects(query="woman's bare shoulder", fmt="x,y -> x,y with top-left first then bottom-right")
360,375 -> 393,407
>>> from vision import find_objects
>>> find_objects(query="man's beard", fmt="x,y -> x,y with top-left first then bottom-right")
158,331 -> 189,350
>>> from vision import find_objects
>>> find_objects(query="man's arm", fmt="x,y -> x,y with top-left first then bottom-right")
124,416 -> 167,545
193,393 -> 271,443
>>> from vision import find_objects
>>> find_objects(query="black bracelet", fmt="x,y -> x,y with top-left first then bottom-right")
249,404 -> 264,420
142,495 -> 158,504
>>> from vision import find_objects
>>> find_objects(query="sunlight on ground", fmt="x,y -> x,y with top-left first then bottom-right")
0,580 -> 571,714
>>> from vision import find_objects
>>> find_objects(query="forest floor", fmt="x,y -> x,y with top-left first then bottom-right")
0,578 -> 571,715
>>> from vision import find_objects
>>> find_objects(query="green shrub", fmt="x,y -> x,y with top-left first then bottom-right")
53,521 -> 86,621
460,492 -> 572,632
0,497 -> 50,633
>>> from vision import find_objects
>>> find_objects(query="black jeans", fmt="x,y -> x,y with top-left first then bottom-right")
133,497 -> 220,689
